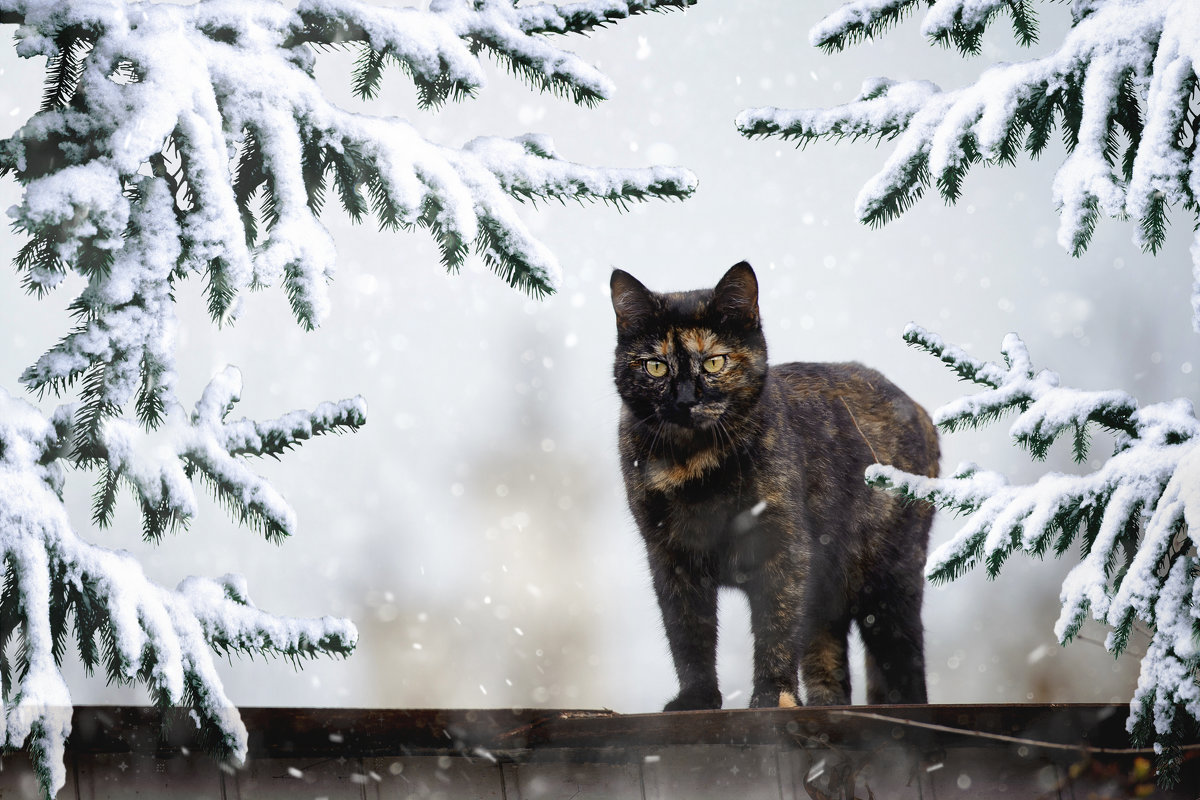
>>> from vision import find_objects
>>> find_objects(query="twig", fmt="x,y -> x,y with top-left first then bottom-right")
829,710 -> 1199,756
841,396 -> 881,464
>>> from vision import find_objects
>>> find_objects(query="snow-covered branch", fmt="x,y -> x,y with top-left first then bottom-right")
0,388 -> 357,796
1,0 -> 697,455
98,366 -> 365,543
738,0 -> 1200,328
515,0 -> 695,35
809,0 -> 1039,54
2,0 -> 696,324
867,325 -> 1200,769
0,2 -> 696,795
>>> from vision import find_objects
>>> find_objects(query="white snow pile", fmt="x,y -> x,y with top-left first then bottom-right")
868,324 -> 1200,750
738,0 -> 1200,330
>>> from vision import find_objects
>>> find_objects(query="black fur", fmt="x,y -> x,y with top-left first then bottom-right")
611,262 -> 939,709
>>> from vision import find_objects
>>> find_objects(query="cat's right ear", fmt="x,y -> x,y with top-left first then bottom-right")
712,261 -> 760,327
611,269 -> 655,331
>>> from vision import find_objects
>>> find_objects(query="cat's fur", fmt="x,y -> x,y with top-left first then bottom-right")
611,262 -> 939,709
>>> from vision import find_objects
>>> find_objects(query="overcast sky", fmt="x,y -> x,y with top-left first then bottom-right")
1,1 -> 1195,711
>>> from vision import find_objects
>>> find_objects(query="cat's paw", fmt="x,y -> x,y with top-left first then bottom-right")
663,687 -> 722,712
749,689 -> 801,708
801,687 -> 849,706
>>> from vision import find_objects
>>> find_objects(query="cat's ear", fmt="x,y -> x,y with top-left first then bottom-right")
611,269 -> 656,331
712,261 -> 760,327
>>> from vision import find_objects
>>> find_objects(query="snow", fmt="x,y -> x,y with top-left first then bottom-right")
94,365 -> 369,542
0,385 -> 359,796
6,0 -> 696,363
1109,440 -> 1200,626
303,0 -> 485,92
0,1 -> 692,793
807,0 -> 915,48
919,0 -> 1008,39
737,77 -> 941,149
1132,556 -> 1200,738
752,0 -> 1200,328
874,325 -> 1200,756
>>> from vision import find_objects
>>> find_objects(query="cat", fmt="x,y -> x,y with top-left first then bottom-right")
610,261 -> 939,710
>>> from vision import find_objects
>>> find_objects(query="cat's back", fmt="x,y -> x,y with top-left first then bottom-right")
768,361 -> 939,478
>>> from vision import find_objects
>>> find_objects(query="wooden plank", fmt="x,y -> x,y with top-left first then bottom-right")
365,755 -> 505,800
74,752 -> 223,800
502,760 -> 644,800
641,745 -> 784,800
61,704 -> 1143,759
227,755 -> 373,800
5,705 -> 1200,798
30,704 -> 1200,798
0,749 -> 75,800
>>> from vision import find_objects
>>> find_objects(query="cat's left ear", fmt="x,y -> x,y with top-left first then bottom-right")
712,261 -> 760,327
611,269 -> 656,331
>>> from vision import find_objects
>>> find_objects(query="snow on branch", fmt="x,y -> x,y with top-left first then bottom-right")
738,0 -> 1200,329
98,366 -> 366,543
867,325 -> 1200,768
810,0 -> 1039,54
515,0 -> 697,36
0,388 -> 357,796
1,0 -> 697,331
0,2 -> 697,796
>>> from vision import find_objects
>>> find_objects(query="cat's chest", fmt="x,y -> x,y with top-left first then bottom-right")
637,449 -> 773,551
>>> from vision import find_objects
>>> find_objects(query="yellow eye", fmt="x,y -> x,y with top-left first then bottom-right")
643,359 -> 668,377
703,355 -> 726,374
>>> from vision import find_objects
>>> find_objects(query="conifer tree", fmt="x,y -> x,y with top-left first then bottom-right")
736,0 -> 1200,779
0,1 -> 697,796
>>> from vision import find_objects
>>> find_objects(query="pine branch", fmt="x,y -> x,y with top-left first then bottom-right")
745,0 -> 1200,327
809,0 -> 923,54
871,325 -> 1200,777
737,77 -> 936,145
351,41 -> 388,100
40,27 -> 92,112
919,0 -> 1042,55
0,390 -> 358,796
232,128 -> 266,249
1007,0 -> 1039,47
13,230 -> 70,297
96,367 -> 367,544
9,0 -> 699,355
514,0 -> 697,36
0,3 -> 699,796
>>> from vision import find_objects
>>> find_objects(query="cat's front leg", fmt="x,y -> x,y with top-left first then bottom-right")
648,549 -> 722,711
746,564 -> 803,709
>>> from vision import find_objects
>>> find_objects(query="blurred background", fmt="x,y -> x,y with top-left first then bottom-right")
0,1 -> 1195,712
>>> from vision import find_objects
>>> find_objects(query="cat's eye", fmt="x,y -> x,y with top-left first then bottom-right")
643,359 -> 668,378
703,355 -> 727,374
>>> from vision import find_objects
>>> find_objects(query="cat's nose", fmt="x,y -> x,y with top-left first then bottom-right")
673,402 -> 699,423
675,382 -> 698,407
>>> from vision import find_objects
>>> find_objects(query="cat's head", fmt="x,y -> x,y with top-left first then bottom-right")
610,262 -> 768,435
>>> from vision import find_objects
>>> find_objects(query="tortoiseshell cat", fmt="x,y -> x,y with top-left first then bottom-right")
611,262 -> 939,709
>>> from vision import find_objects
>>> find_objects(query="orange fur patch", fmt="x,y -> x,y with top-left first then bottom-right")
646,448 -> 721,492
680,328 -> 719,357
